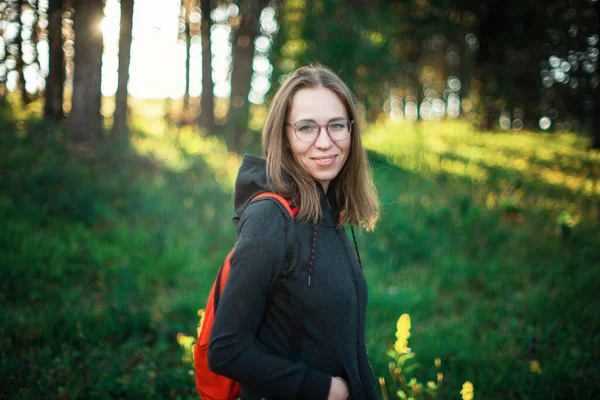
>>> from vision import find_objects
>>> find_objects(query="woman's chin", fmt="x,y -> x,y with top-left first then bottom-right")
310,171 -> 339,184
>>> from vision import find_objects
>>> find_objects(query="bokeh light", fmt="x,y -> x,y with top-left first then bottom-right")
539,116 -> 551,130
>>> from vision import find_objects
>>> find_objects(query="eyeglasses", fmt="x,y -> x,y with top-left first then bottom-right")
286,119 -> 354,143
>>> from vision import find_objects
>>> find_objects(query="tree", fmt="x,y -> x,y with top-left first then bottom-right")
44,0 -> 65,119
15,0 -> 28,105
226,0 -> 269,152
67,0 -> 104,141
28,0 -> 40,100
592,0 -> 600,149
270,0 -> 400,121
181,0 -> 194,111
112,0 -> 134,139
197,0 -> 214,129
6,0 -> 38,105
0,2 -> 9,105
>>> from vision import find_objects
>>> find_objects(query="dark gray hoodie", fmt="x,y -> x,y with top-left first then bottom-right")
208,154 -> 377,400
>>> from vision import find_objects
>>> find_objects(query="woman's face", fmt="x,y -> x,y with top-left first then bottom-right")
285,87 -> 351,192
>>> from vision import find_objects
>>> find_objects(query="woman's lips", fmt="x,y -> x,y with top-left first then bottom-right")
312,155 -> 337,166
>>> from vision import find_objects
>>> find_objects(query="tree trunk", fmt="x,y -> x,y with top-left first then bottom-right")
67,0 -> 104,141
406,43 -> 422,121
44,0 -> 65,119
15,0 -> 30,105
28,0 -> 40,101
592,0 -> 600,150
112,0 -> 134,140
0,3 -> 11,105
459,29 -> 474,105
183,0 -> 191,111
592,86 -> 600,149
226,0 -> 267,152
198,0 -> 214,129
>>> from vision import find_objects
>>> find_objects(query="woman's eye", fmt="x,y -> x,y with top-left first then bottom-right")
298,123 -> 316,132
329,122 -> 345,130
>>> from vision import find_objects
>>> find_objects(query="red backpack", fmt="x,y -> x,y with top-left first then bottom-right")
193,192 -> 298,400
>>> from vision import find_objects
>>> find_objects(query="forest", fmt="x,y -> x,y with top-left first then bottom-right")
1,0 -> 599,399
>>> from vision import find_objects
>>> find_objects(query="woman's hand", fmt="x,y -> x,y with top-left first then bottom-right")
328,376 -> 350,400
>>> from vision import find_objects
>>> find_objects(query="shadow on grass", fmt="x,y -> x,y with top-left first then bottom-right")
366,149 -> 600,270
0,118 -> 235,398
364,149 -> 600,400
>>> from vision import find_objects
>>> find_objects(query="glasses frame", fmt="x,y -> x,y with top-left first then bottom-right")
286,119 -> 354,143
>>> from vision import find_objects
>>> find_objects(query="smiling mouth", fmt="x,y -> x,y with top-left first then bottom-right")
311,155 -> 338,165
312,155 -> 337,161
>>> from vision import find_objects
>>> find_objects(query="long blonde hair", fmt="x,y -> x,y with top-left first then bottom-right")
262,66 -> 379,231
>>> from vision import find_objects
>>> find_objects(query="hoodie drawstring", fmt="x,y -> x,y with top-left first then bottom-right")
308,223 -> 318,286
350,226 -> 362,270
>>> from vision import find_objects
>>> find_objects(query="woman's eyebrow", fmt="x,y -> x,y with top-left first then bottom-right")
296,117 -> 347,123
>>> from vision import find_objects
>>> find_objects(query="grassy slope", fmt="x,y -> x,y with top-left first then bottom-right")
363,121 -> 600,399
1,107 -> 599,399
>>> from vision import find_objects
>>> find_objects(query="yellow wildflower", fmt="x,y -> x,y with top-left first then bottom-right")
177,333 -> 196,364
460,381 -> 474,400
197,309 -> 205,336
529,360 -> 543,374
394,314 -> 411,353
435,358 -> 441,368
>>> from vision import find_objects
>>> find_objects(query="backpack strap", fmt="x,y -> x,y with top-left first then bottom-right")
252,192 -> 299,218
249,192 -> 298,277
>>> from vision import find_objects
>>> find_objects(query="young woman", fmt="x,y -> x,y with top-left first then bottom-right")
208,66 -> 379,400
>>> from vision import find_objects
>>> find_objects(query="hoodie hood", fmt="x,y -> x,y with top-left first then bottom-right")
233,153 -> 341,226
234,154 -> 272,220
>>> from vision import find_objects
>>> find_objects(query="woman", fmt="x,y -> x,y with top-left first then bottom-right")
208,66 -> 379,400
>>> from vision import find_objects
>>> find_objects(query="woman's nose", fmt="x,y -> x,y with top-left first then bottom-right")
314,126 -> 333,149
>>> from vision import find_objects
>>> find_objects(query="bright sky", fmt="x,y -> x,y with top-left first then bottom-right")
4,0 -> 274,101
101,0 -> 201,99
100,0 -> 276,100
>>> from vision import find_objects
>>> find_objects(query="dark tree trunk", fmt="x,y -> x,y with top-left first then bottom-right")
29,0 -> 40,100
406,42 -> 422,121
592,86 -> 600,149
67,0 -> 104,141
226,0 -> 267,152
0,3 -> 9,105
592,0 -> 600,150
44,0 -> 65,119
198,0 -> 215,129
112,0 -> 134,140
473,2 -> 507,131
183,0 -> 191,110
15,0 -> 30,105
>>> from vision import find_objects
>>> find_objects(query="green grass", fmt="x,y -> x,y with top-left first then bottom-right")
1,109 -> 599,399
362,121 -> 600,399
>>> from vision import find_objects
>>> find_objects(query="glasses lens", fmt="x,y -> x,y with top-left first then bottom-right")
295,121 -> 318,142
328,120 -> 350,140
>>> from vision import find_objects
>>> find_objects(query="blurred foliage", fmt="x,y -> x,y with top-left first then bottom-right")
268,0 -> 599,142
2,0 -> 599,145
